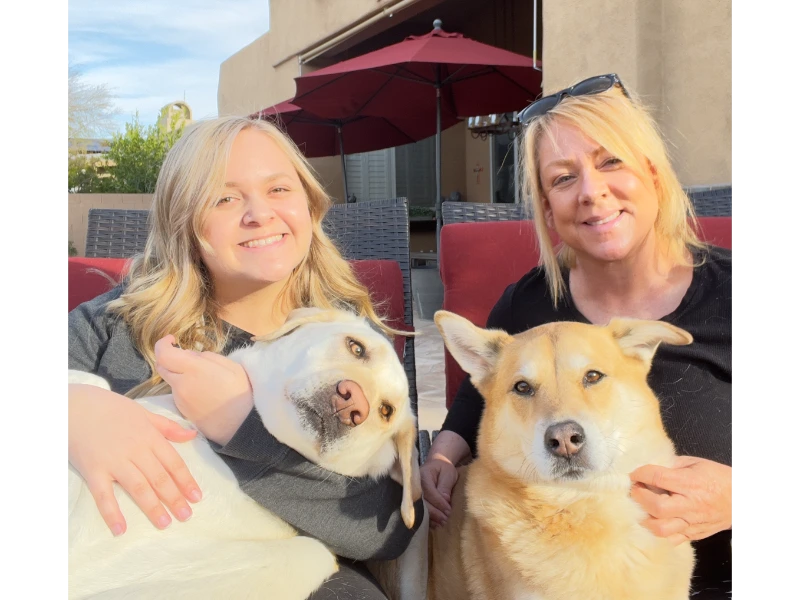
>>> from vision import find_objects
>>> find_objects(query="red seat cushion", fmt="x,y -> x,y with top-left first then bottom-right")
349,260 -> 411,359
439,216 -> 731,408
68,257 -> 131,312
68,258 -> 410,361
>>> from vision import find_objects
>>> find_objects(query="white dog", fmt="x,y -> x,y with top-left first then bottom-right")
68,308 -> 423,600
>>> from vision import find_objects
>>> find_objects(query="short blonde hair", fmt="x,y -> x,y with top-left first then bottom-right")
108,116 -> 397,397
519,81 -> 704,304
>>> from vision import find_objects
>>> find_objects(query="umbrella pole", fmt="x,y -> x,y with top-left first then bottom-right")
338,125 -> 350,201
435,66 -> 442,255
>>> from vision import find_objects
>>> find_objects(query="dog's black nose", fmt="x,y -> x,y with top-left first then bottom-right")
544,421 -> 585,458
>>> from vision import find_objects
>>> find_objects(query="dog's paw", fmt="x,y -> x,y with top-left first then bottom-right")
69,369 -> 112,391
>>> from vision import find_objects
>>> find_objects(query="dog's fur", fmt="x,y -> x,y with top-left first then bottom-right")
68,308 -> 422,600
425,311 -> 696,600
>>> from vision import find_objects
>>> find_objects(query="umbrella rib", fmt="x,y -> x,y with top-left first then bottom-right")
460,66 -> 541,97
354,64 -> 411,115
382,117 -> 423,146
439,64 -> 474,86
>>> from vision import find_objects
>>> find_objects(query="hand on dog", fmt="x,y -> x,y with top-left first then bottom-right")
154,335 -> 254,446
629,456 -> 732,546
420,455 -> 458,529
68,384 -> 202,536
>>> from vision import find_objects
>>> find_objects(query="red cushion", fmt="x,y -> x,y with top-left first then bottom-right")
439,216 -> 731,408
693,216 -> 732,249
68,257 -> 130,312
68,257 -> 410,361
348,260 -> 411,359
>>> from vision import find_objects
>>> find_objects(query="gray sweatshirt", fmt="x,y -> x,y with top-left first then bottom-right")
68,286 -> 424,561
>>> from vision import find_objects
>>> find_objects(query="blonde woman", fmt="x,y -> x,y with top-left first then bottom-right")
69,116 -> 422,599
420,74 -> 731,598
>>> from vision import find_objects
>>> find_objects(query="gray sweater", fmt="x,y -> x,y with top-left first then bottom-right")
68,286 -> 424,561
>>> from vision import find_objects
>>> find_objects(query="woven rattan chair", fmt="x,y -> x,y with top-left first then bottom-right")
441,201 -> 526,225
441,185 -> 732,226
85,209 -> 151,258
685,184 -> 732,216
322,198 -> 418,415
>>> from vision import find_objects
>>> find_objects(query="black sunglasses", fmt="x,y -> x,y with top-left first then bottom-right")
518,73 -> 629,124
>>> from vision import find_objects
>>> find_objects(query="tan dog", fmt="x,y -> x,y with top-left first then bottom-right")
427,311 -> 695,600
69,307 -> 422,600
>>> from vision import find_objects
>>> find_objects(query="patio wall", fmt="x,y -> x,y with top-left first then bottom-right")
219,0 -> 731,195
68,194 -> 154,257
543,0 -> 731,186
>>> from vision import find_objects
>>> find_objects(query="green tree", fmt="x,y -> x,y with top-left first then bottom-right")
70,112 -> 186,193
102,113 -> 185,193
68,153 -> 108,193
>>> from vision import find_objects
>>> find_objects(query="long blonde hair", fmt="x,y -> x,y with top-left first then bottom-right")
519,81 -> 705,304
108,116 -> 398,397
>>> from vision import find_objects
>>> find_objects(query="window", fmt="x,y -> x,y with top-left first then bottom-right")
490,128 -> 519,204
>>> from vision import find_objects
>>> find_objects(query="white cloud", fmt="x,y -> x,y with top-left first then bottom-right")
69,0 -> 270,131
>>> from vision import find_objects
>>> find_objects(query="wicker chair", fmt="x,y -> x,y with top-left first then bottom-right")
441,201 -> 526,225
322,198 -> 418,415
85,209 -> 151,258
685,184 -> 732,216
441,185 -> 732,226
84,199 -> 418,417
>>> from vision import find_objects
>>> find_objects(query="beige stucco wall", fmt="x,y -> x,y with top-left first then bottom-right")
218,0 -> 414,117
69,194 -> 154,257
219,0 -> 730,192
543,0 -> 731,186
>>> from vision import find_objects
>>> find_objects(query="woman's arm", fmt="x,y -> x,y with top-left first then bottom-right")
69,292 -> 202,534
155,337 -> 425,560
213,411 -> 425,561
421,282 -> 518,527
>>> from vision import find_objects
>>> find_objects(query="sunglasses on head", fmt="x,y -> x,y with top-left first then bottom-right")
518,73 -> 630,124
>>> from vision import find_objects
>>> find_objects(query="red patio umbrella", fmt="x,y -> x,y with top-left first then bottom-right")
292,19 -> 543,246
252,99 -> 460,200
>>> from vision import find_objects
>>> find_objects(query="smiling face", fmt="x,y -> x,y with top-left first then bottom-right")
199,128 -> 313,295
536,118 -> 660,264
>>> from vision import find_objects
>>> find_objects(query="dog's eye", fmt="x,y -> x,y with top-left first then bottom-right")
583,370 -> 605,386
348,339 -> 366,358
379,403 -> 394,420
513,381 -> 534,396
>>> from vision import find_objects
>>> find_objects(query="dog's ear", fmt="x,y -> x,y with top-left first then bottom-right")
434,310 -> 513,385
608,318 -> 693,363
251,308 -> 355,343
388,415 -> 422,529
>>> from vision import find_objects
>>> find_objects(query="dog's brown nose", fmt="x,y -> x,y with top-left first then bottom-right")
545,421 -> 586,458
333,380 -> 370,427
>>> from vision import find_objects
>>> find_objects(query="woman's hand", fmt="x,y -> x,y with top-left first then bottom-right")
154,335 -> 254,446
420,454 -> 459,529
68,384 -> 202,536
629,456 -> 732,546
420,430 -> 471,529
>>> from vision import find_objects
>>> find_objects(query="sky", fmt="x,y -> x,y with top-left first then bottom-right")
68,0 -> 271,134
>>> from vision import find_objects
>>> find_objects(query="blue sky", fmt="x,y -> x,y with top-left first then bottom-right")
69,0 -> 271,134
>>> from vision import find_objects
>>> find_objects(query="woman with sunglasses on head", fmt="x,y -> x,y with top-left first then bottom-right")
420,74 -> 731,598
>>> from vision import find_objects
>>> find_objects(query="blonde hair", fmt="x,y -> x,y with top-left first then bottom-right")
519,81 -> 705,304
108,116 -> 398,398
